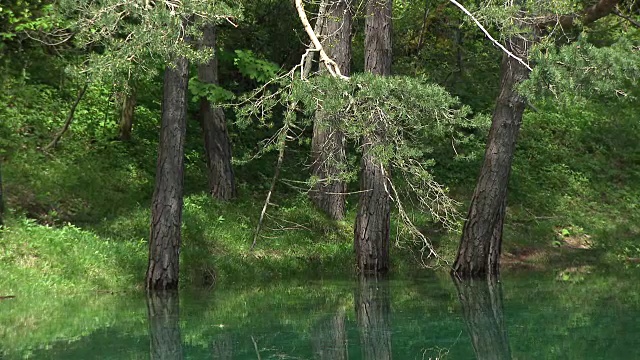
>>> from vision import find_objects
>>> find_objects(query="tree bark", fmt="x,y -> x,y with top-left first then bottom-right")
354,0 -> 392,274
355,276 -> 392,360
312,308 -> 348,360
452,36 -> 529,279
146,57 -> 189,291
310,0 -> 352,220
147,290 -> 184,360
453,276 -> 512,360
452,1 -> 620,279
198,24 -> 236,201
118,90 -> 136,141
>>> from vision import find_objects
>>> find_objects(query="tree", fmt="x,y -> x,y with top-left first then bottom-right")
146,56 -> 189,291
354,0 -> 393,275
452,35 -> 528,278
452,0 -> 622,279
118,89 -> 136,141
198,24 -> 237,201
310,0 -> 352,220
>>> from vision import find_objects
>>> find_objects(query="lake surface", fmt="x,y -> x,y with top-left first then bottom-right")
2,270 -> 639,359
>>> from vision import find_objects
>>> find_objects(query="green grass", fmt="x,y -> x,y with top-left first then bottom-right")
1,76 -> 640,297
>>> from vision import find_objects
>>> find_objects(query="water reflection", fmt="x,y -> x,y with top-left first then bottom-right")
146,290 -> 183,360
355,276 -> 393,360
211,334 -> 233,359
311,307 -> 348,360
453,276 -> 512,360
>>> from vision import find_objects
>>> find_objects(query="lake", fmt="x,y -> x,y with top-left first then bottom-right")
1,269 -> 639,359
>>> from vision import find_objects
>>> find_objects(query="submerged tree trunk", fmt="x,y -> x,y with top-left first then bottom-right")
452,37 -> 529,279
310,0 -> 352,220
312,308 -> 348,360
454,277 -> 512,359
198,24 -> 236,201
146,57 -> 189,291
355,276 -> 392,360
147,290 -> 184,360
354,0 -> 393,274
453,276 -> 512,360
118,90 -> 136,141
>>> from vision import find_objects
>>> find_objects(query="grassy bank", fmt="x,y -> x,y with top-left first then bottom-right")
1,71 -> 639,297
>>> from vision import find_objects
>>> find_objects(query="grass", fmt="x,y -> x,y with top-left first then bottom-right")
1,77 -> 639,298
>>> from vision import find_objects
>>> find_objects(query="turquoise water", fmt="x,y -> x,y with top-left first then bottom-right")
1,271 -> 639,359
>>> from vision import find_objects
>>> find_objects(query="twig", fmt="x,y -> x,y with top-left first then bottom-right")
251,336 -> 262,360
251,124 -> 289,250
446,0 -> 533,71
44,83 -> 89,150
613,8 -> 640,29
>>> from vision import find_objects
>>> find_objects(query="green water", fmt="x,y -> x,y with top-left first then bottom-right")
1,271 -> 639,359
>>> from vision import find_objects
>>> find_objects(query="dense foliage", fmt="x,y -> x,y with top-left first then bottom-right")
0,0 -> 638,294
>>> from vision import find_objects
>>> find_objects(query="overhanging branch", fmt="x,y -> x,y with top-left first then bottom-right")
295,0 -> 349,80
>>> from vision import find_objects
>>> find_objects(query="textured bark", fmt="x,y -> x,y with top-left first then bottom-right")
354,0 -> 392,274
453,2 -> 619,279
355,276 -> 392,360
310,0 -> 352,220
452,36 -> 529,279
312,308 -> 348,360
146,57 -> 189,291
118,91 -> 136,141
147,290 -> 183,360
453,277 -> 512,360
198,24 -> 236,201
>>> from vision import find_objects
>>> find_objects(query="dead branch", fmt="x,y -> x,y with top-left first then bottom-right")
295,0 -> 349,79
44,83 -> 89,151
446,0 -> 533,71
251,123 -> 289,250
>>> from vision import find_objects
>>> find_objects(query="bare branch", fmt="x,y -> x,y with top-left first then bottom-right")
295,0 -> 349,80
446,0 -> 533,71
613,8 -> 640,28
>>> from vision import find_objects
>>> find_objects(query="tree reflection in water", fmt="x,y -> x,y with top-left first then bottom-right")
355,276 -> 392,360
453,276 -> 512,360
211,333 -> 233,360
146,290 -> 183,360
312,307 -> 348,360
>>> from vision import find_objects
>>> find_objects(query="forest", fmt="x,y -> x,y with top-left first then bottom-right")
0,0 -> 639,357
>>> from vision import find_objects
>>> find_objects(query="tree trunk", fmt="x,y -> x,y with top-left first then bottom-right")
452,37 -> 530,279
198,24 -> 236,201
312,308 -> 348,360
147,290 -> 184,360
310,0 -> 352,220
354,0 -> 393,274
453,276 -> 512,360
355,276 -> 392,360
118,90 -> 136,141
146,57 -> 189,291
